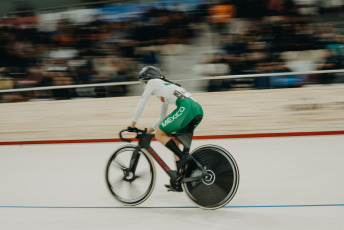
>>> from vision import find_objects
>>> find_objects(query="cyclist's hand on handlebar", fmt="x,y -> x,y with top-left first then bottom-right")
146,127 -> 155,134
128,121 -> 137,131
127,126 -> 138,132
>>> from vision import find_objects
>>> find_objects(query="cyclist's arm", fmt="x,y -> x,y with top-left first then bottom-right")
152,102 -> 168,131
132,82 -> 154,124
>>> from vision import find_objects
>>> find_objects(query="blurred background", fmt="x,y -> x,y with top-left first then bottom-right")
1,3 -> 344,229
0,0 -> 344,102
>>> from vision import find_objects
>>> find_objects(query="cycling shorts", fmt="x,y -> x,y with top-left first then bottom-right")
159,97 -> 203,134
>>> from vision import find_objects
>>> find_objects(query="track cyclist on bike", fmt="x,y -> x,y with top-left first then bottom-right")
129,66 -> 203,191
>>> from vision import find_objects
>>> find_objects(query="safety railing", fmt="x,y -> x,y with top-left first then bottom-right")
1,69 -> 344,94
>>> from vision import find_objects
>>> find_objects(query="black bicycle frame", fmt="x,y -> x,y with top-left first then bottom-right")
132,133 -> 177,179
126,131 -> 209,182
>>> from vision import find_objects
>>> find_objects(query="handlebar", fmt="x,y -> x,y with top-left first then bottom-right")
119,127 -> 147,143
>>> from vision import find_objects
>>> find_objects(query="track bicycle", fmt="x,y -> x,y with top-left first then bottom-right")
105,117 -> 240,210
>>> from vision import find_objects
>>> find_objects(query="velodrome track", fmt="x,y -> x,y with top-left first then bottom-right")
0,134 -> 343,229
1,87 -> 344,229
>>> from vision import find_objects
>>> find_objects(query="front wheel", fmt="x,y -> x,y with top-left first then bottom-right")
182,145 -> 240,210
105,145 -> 156,205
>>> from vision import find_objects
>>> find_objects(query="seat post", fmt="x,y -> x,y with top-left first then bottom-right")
172,115 -> 202,153
174,133 -> 193,153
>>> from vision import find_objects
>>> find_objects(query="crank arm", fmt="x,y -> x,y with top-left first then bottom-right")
181,175 -> 204,183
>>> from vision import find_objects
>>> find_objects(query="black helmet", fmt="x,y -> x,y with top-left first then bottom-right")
138,66 -> 165,83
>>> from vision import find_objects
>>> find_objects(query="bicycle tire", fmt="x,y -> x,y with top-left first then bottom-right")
105,145 -> 156,205
182,144 -> 239,210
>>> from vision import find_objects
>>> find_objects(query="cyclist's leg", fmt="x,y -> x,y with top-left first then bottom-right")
156,98 -> 203,174
156,127 -> 186,191
155,128 -> 181,161
172,137 -> 181,161
155,97 -> 200,151
155,127 -> 184,162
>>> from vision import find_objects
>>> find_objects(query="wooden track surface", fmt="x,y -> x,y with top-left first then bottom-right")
1,86 -> 344,142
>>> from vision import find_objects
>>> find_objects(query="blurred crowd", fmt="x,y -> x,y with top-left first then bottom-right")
1,0 -> 344,102
0,3 -> 200,102
194,0 -> 344,91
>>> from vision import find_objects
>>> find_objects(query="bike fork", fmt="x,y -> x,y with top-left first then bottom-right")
128,147 -> 141,174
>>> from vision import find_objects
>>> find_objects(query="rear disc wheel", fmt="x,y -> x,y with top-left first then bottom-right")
182,145 -> 239,210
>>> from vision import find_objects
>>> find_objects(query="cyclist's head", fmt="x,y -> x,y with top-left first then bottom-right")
138,66 -> 165,84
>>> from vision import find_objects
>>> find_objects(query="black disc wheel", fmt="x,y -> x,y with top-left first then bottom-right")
182,145 -> 239,210
105,145 -> 156,205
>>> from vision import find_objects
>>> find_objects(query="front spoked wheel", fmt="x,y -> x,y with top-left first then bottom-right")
182,145 -> 240,210
105,145 -> 156,205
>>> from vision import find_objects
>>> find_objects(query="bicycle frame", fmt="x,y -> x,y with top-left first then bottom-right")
109,128 -> 239,209
132,133 -> 177,180
122,129 -> 210,183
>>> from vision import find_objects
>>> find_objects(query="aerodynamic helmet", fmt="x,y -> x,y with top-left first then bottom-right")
138,66 -> 165,83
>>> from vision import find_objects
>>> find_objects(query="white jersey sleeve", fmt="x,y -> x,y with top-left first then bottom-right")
132,81 -> 155,122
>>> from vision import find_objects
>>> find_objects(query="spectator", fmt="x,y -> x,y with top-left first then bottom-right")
208,0 -> 236,40
1,0 -> 344,103
51,71 -> 75,100
317,49 -> 342,84
270,62 -> 305,88
16,66 -> 45,88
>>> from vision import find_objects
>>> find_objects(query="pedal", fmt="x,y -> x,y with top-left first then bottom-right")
164,184 -> 173,191
165,178 -> 183,192
165,184 -> 183,192
169,170 -> 185,184
164,184 -> 179,192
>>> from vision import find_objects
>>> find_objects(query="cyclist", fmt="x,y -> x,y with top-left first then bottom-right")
129,66 -> 203,191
